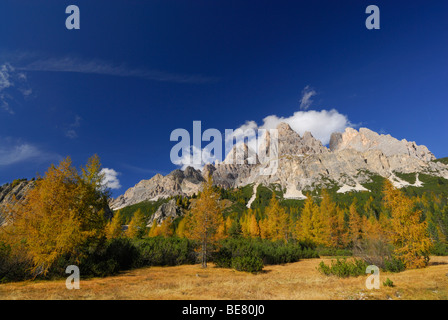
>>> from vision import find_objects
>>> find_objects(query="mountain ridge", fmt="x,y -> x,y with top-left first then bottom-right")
110,124 -> 448,210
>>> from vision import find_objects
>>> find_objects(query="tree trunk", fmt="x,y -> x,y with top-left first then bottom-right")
202,238 -> 208,268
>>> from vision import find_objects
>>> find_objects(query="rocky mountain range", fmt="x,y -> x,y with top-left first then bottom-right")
3,123 -> 445,228
110,123 -> 448,210
0,179 -> 35,225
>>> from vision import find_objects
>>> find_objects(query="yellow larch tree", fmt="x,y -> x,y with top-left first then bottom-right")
176,218 -> 187,238
148,221 -> 162,237
126,208 -> 147,239
348,199 -> 363,249
249,213 -> 261,238
184,175 -> 223,268
265,193 -> 290,242
296,194 -> 317,242
313,190 -> 333,246
106,211 -> 123,239
333,207 -> 349,248
383,179 -> 432,269
5,155 -> 110,275
160,217 -> 174,238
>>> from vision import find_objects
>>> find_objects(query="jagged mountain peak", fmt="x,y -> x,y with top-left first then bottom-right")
330,127 -> 435,161
109,126 -> 447,211
276,122 -> 296,136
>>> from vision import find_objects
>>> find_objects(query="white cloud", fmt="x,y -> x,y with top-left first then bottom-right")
230,86 -> 352,145
0,63 -> 32,114
299,85 -> 316,110
172,145 -> 218,170
100,168 -> 122,190
171,87 -> 353,171
0,138 -> 60,166
0,64 -> 13,91
259,109 -> 351,145
65,115 -> 82,139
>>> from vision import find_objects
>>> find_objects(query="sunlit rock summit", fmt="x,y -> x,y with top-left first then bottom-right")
109,123 -> 448,210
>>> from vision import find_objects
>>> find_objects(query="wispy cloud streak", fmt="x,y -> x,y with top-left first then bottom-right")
299,85 -> 316,110
17,57 -> 219,84
0,137 -> 61,166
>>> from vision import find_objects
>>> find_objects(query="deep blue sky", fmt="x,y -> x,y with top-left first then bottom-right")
0,0 -> 447,196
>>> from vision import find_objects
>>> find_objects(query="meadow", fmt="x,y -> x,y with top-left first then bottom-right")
1,256 -> 447,300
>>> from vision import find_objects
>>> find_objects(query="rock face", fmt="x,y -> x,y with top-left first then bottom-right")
276,123 -> 328,156
110,166 -> 205,210
0,180 -> 35,226
330,127 -> 435,161
111,123 -> 448,210
146,198 -> 183,227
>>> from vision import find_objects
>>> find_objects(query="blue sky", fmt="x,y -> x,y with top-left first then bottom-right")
0,0 -> 447,196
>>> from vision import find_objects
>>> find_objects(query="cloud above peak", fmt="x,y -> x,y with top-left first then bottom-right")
299,85 -> 316,110
100,168 -> 122,190
260,109 -> 352,145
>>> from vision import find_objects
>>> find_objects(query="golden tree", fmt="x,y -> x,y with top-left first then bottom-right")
106,211 -> 123,239
383,179 -> 432,268
126,209 -> 147,239
6,156 -> 109,275
176,218 -> 187,238
225,216 -> 233,236
160,217 -> 174,238
184,175 -> 223,268
265,193 -> 290,242
148,221 -> 162,237
249,213 -> 261,238
240,212 -> 251,238
348,199 -> 362,249
296,194 -> 317,242
259,218 -> 270,239
333,207 -> 348,248
312,190 -> 333,246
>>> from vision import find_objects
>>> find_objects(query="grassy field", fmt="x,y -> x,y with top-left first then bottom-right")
1,256 -> 447,300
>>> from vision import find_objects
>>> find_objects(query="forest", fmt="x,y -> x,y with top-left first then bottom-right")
0,156 -> 447,283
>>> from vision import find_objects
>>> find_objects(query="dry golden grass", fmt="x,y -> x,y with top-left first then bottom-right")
0,256 -> 447,300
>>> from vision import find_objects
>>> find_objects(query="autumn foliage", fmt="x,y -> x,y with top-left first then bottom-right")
1,155 -> 110,275
184,175 -> 223,268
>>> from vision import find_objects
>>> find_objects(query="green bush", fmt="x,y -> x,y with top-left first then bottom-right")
64,237 -> 141,278
317,247 -> 353,257
231,256 -> 264,273
317,258 -> 368,278
384,257 -> 406,273
431,242 -> 448,256
213,238 -> 318,270
134,237 -> 197,267
383,277 -> 394,287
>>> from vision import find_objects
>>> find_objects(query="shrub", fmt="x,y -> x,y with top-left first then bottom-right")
317,247 -> 353,257
213,238 -> 318,268
383,278 -> 394,287
317,258 -> 368,278
431,242 -> 448,256
231,256 -> 264,273
317,261 -> 331,276
0,242 -> 31,283
384,257 -> 406,273
134,237 -> 197,267
65,237 -> 141,278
